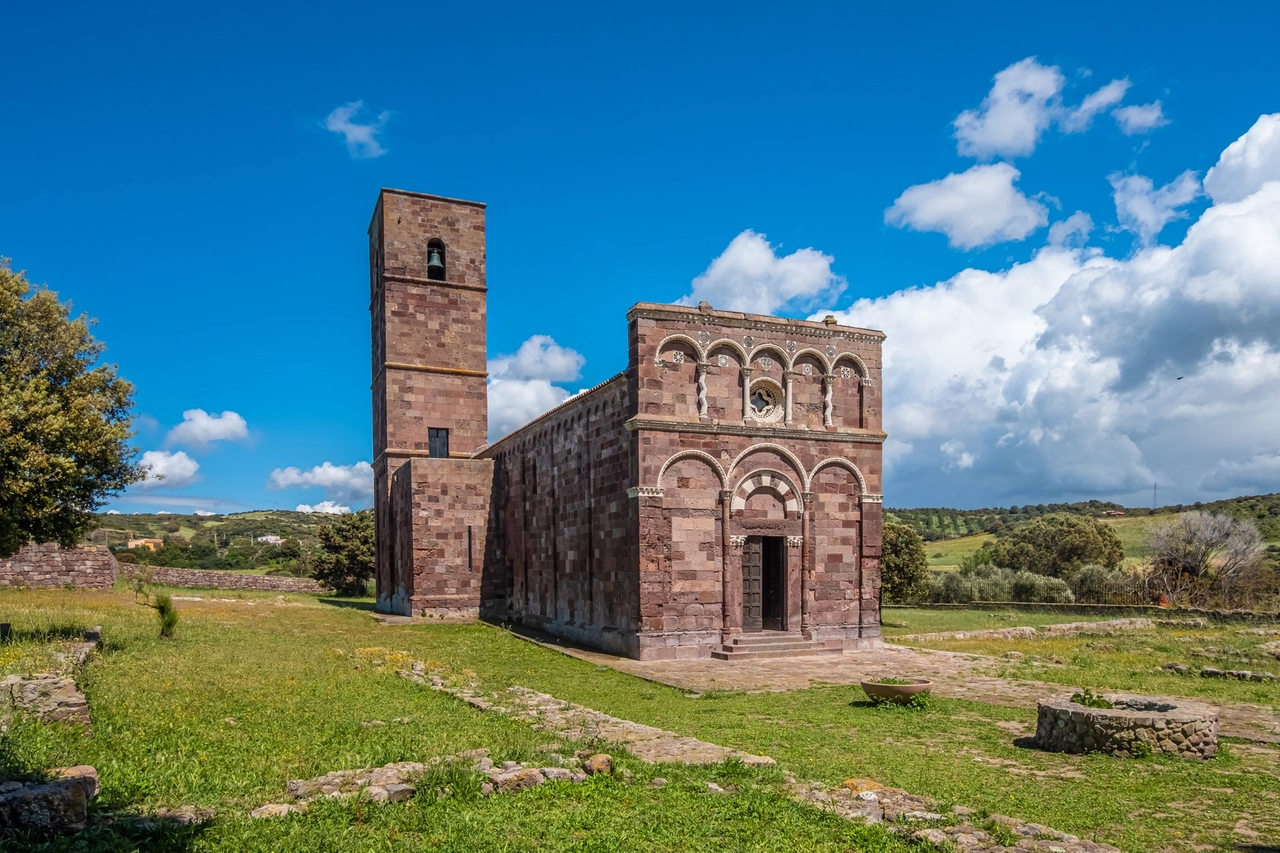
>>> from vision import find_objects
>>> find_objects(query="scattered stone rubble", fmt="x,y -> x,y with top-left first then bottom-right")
1035,693 -> 1219,759
0,766 -> 99,833
786,776 -> 1120,852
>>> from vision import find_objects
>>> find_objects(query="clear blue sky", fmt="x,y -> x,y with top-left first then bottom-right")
5,1 -> 1280,513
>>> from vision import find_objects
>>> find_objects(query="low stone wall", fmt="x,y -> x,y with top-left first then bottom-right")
0,543 -> 118,590
895,617 -> 1154,643
147,567 -> 324,593
1035,693 -> 1219,759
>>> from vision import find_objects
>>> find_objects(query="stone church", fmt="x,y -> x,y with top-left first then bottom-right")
370,188 -> 886,660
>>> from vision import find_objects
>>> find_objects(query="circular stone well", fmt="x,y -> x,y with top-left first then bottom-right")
1034,693 -> 1219,759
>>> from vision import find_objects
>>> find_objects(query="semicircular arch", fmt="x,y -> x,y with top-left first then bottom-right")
832,352 -> 868,379
727,442 -> 807,488
656,449 -> 727,490
792,348 -> 832,374
656,333 -> 704,361
730,467 -> 802,515
806,456 -> 867,494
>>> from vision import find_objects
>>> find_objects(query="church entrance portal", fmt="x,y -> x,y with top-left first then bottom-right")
742,535 -> 786,632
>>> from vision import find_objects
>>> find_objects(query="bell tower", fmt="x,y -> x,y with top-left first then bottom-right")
370,189 -> 489,614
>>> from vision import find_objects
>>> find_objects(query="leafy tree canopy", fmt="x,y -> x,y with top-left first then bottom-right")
881,521 -> 930,603
988,512 -> 1124,577
0,262 -> 140,557
312,509 -> 375,596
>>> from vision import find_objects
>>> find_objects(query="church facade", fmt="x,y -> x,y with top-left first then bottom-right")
371,188 -> 886,660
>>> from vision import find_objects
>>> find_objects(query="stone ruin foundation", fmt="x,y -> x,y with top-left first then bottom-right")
1034,693 -> 1219,759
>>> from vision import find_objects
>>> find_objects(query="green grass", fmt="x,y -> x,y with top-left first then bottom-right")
879,607 -> 1122,637
2,589 -> 1277,852
902,622 -> 1280,707
924,534 -> 995,570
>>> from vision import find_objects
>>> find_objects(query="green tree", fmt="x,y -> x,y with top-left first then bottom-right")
0,262 -> 140,557
312,510 -> 375,596
881,521 -> 930,603
988,513 -> 1123,578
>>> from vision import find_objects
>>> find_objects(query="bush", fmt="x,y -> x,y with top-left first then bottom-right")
927,563 -> 1074,604
1010,571 -> 1074,603
313,510 -> 375,596
988,513 -> 1124,577
1069,564 -> 1138,604
882,522 -> 930,603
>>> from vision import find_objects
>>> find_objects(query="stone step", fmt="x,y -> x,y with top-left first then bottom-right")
710,645 -> 843,661
723,640 -> 821,652
728,633 -> 810,646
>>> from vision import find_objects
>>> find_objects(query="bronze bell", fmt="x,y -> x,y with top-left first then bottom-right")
427,249 -> 444,272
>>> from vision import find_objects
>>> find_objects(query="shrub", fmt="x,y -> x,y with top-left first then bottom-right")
988,513 -> 1124,577
312,510 -> 375,596
1069,564 -> 1137,604
929,570 -> 976,603
881,521 -> 931,604
1010,571 -> 1074,603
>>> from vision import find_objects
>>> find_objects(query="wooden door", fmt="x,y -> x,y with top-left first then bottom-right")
742,536 -> 763,632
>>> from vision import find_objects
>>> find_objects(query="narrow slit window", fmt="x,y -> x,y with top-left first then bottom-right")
428,428 -> 449,458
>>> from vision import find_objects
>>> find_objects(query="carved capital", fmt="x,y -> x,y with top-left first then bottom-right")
786,535 -> 804,549
861,376 -> 872,387
720,490 -> 734,502
860,493 -> 883,504
801,491 -> 815,504
729,535 -> 747,550
627,486 -> 665,499
740,366 -> 755,377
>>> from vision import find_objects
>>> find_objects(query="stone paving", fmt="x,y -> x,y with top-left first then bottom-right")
523,637 -> 1280,743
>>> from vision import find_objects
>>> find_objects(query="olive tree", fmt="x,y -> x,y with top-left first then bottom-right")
0,262 -> 140,557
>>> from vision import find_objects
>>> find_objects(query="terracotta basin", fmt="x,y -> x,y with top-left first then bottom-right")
860,677 -> 933,705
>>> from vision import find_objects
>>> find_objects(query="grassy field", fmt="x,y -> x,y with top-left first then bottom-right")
900,620 -> 1280,707
1,589 -> 1277,852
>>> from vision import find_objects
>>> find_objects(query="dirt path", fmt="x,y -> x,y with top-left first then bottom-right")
525,637 -> 1280,744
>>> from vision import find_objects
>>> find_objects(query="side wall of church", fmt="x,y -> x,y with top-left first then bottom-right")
626,304 -> 885,659
478,376 -> 640,656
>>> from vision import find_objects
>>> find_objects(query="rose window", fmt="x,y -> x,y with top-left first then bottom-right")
748,383 -> 783,423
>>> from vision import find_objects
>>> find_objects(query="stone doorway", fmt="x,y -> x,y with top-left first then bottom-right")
742,535 -> 786,632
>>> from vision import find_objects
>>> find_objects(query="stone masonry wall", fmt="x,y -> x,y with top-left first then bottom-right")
627,303 -> 885,658
0,544 -> 118,589
397,457 -> 495,619
479,375 -> 639,656
146,568 -> 324,593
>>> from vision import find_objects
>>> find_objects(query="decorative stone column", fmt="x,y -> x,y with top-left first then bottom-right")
784,370 -> 796,425
785,534 -> 803,631
822,374 -> 834,427
740,366 -> 754,422
720,490 -> 739,637
696,362 -> 709,420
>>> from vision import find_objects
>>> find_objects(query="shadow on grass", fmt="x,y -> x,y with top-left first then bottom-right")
0,625 -> 88,644
317,597 -> 376,612
4,819 -> 209,853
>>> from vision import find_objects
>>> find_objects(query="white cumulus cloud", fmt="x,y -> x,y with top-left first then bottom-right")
1048,212 -> 1094,248
489,335 -> 585,382
267,461 -> 374,501
1109,170 -> 1201,245
1113,102 -> 1169,136
886,163 -> 1049,250
953,57 -> 1130,159
296,501 -> 352,514
324,101 -> 390,159
677,230 -> 844,315
819,113 -> 1280,507
165,409 -> 248,449
136,450 -> 200,489
1203,113 -> 1280,204
487,336 -> 588,442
